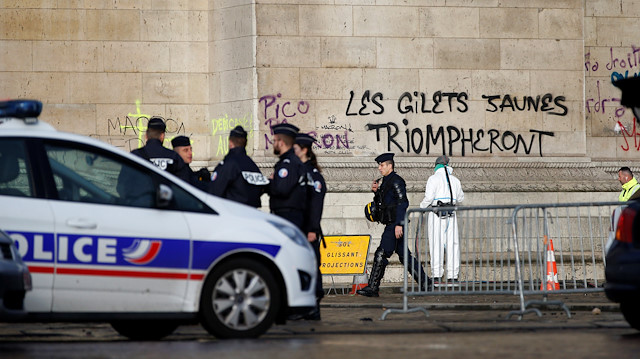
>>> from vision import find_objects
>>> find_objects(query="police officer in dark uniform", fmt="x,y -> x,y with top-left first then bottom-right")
131,117 -> 191,183
357,153 -> 431,297
208,125 -> 267,207
171,135 -> 209,191
294,132 -> 325,320
267,123 -> 307,231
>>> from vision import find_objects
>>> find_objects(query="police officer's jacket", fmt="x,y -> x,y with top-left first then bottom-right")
302,161 -> 326,234
419,166 -> 464,208
374,171 -> 409,226
131,138 -> 191,183
268,148 -> 307,212
208,147 -> 267,208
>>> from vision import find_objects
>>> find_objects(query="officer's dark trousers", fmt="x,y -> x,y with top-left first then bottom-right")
379,224 -> 428,287
273,210 -> 304,232
311,238 -> 324,300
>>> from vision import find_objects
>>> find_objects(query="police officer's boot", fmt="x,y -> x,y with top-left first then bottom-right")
406,255 -> 432,292
357,248 -> 388,297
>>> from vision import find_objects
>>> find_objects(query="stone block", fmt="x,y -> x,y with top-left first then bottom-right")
42,9 -> 85,41
541,130 -> 586,156
301,68 -> 363,100
34,41 -> 102,72
0,40 -> 33,71
470,70 -> 530,100
142,73 -> 188,104
434,38 -> 500,69
530,70 -> 583,99
420,7 -> 479,38
257,68 -> 301,103
102,42 -> 170,72
220,68 -> 254,102
500,39 -> 583,70
377,38 -> 434,69
299,5 -> 352,36
257,36 -> 321,68
539,8 -> 582,39
362,69 -> 419,99
584,17 -> 597,46
0,72 -> 68,103
321,37 -> 376,68
479,8 -> 538,39
170,42 -> 208,73
187,73 -> 210,104
376,0 -> 443,5
419,69 -> 472,94
623,0 -> 640,16
596,17 -> 640,47
41,103 -> 96,135
165,104 -> 210,134
141,10 -> 207,42
211,4 -> 254,40
0,9 -> 46,40
498,0 -> 580,8
585,0 -> 623,16
151,0 -> 208,10
85,10 -> 140,41
256,4 -> 298,36
353,6 -> 419,37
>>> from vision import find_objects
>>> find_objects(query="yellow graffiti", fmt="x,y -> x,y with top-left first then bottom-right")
212,113 -> 253,156
122,100 -> 150,149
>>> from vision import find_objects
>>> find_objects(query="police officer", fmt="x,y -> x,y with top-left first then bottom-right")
267,123 -> 307,231
294,132 -> 325,320
357,153 -> 431,297
171,135 -> 210,191
208,125 -> 267,207
131,117 -> 191,183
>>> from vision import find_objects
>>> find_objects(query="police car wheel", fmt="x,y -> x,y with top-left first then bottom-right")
199,259 -> 280,339
110,320 -> 179,340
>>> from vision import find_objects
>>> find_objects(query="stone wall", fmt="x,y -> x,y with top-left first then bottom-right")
1,0 -> 639,245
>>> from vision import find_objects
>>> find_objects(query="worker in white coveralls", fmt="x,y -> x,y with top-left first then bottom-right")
419,155 -> 464,282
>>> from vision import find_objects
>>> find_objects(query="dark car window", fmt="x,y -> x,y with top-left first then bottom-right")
43,141 -> 213,213
0,139 -> 34,197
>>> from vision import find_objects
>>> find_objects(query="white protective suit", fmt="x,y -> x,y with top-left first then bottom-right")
419,165 -> 464,280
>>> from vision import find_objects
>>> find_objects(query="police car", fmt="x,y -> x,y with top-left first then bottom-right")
0,100 -> 317,339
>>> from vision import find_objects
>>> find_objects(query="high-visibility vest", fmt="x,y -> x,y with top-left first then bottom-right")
619,177 -> 640,201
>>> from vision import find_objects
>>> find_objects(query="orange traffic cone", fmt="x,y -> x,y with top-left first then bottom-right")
350,271 -> 368,295
541,237 -> 560,291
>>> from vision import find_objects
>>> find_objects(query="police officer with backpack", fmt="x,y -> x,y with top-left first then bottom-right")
358,153 -> 431,297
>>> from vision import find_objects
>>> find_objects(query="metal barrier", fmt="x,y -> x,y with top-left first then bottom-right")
381,201 -> 623,320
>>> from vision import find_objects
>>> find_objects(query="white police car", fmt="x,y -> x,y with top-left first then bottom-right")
0,100 -> 317,339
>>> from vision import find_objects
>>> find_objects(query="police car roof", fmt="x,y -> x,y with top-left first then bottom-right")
0,99 -> 55,131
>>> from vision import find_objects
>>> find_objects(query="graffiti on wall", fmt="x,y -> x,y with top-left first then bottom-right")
348,90 -> 559,157
260,93 -> 355,154
106,100 -> 188,152
211,113 -> 253,156
585,45 -> 640,151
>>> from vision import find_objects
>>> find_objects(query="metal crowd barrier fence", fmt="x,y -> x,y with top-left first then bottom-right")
381,201 -> 623,320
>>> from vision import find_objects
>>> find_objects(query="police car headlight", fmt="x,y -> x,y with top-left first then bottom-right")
268,220 -> 309,248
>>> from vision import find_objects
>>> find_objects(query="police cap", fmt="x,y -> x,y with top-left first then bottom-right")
271,123 -> 299,138
171,135 -> 190,148
435,155 -> 450,165
147,117 -> 166,132
229,125 -> 248,139
375,153 -> 394,164
295,133 -> 316,147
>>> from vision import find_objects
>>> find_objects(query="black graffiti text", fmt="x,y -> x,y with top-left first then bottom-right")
482,94 -> 568,116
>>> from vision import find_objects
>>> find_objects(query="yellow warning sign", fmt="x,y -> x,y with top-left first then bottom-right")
319,235 -> 371,275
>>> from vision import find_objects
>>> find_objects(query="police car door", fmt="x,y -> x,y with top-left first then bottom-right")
0,138 -> 56,312
42,140 -> 192,313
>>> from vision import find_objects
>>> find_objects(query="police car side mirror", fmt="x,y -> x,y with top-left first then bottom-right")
156,184 -> 173,208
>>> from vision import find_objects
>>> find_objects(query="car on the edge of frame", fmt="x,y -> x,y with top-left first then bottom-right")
0,228 -> 31,318
0,99 -> 317,340
605,77 -> 640,331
